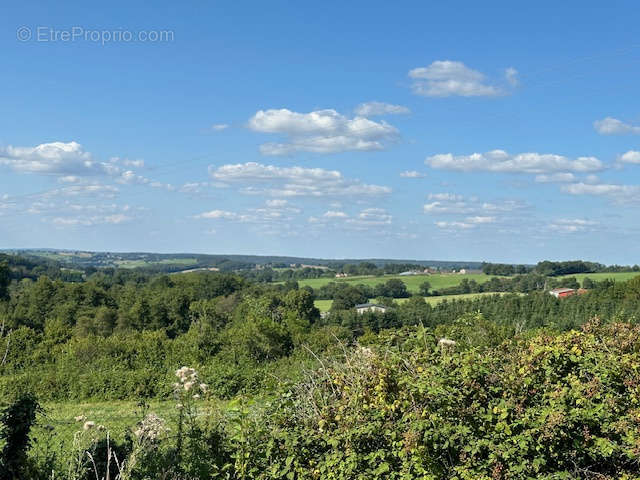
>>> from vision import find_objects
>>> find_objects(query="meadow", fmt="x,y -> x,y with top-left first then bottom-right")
297,272 -> 496,292
314,292 -> 510,312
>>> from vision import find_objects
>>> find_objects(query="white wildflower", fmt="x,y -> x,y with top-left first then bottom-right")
133,413 -> 168,444
74,415 -> 86,423
83,421 -> 95,430
193,394 -> 200,399
199,383 -> 208,393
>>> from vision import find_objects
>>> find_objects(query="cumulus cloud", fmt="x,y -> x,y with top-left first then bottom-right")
0,141 -> 98,175
248,108 -> 398,155
0,142 -> 157,190
594,117 -> 640,135
408,61 -> 516,97
400,170 -> 426,178
426,149 -> 603,174
354,101 -> 410,117
562,182 -> 640,203
619,150 -> 640,164
209,162 -> 391,197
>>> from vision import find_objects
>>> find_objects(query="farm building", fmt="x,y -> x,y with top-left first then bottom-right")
355,303 -> 389,314
549,288 -> 589,298
549,288 -> 576,298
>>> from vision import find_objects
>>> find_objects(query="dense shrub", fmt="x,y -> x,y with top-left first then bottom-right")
257,321 -> 640,479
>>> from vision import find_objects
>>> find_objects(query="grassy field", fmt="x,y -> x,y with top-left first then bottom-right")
561,272 -> 640,285
298,272 -> 497,293
31,399 -> 227,469
314,292 -> 510,312
114,258 -> 199,268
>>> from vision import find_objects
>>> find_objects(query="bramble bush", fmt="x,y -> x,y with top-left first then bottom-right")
256,319 -> 640,479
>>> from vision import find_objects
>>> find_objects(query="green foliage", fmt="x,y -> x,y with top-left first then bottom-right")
258,321 -> 640,479
0,393 -> 41,480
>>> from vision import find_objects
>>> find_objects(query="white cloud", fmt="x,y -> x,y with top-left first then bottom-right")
435,221 -> 474,230
195,209 -> 242,220
40,184 -> 119,199
0,142 -> 154,188
466,216 -> 496,224
548,219 -> 599,233
535,173 -> 576,183
594,117 -> 640,135
423,193 -> 518,215
51,213 -> 132,227
209,162 -> 391,197
179,182 -> 211,194
110,157 -> 145,168
354,101 -> 410,117
0,141 -> 97,175
409,61 -> 516,97
619,150 -> 640,164
426,149 -> 603,174
248,108 -> 398,155
346,208 -> 392,227
562,182 -> 640,203
505,67 -> 519,87
323,210 -> 348,218
194,199 -> 302,226
400,170 -> 426,178
435,215 -> 496,231
266,199 -> 288,207
58,175 -> 82,183
211,123 -> 229,131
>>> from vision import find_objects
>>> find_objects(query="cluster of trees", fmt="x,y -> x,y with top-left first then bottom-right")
482,259 -> 640,277
0,266 -> 328,400
480,262 -> 530,276
315,279 -> 410,306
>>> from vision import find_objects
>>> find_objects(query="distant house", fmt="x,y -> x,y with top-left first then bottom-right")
335,273 -> 348,278
458,269 -> 467,275
549,288 -> 576,298
355,303 -> 389,314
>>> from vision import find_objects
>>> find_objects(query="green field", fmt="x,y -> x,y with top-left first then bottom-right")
298,272 -> 497,293
314,292 -> 510,312
114,258 -> 199,268
31,399 -> 227,468
561,272 -> 640,284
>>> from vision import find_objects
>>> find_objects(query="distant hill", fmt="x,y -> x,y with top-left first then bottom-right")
1,249 -> 484,273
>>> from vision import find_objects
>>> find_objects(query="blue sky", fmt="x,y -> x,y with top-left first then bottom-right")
1,1 -> 640,264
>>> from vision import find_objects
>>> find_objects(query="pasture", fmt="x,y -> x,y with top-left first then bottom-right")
297,272 -> 496,293
561,272 -> 640,285
313,292 -> 509,312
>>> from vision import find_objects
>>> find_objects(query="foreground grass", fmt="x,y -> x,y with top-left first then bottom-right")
30,399 -> 228,470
